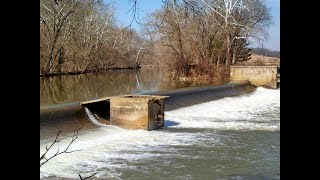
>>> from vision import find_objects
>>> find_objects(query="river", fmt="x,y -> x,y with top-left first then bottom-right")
40,68 -> 222,106
40,68 -> 280,179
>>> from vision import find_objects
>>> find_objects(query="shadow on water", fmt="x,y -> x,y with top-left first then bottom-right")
164,120 -> 180,127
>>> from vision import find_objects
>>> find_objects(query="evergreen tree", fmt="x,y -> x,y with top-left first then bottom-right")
232,38 -> 252,64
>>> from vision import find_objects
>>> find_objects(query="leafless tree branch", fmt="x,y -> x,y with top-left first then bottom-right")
79,172 -> 98,180
40,127 -> 83,167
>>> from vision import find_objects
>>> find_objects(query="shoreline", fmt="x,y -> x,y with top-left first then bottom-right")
40,66 -> 142,77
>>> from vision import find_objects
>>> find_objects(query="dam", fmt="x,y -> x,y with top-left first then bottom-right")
40,81 -> 256,140
40,69 -> 280,179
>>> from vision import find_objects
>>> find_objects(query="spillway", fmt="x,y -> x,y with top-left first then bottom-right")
40,86 -> 279,179
40,81 -> 255,141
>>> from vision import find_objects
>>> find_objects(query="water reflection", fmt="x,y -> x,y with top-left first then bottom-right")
40,68 -> 223,106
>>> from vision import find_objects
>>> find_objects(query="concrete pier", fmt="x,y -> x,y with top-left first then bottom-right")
110,95 -> 167,130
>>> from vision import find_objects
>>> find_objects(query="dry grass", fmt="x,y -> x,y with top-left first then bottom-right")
236,53 -> 280,66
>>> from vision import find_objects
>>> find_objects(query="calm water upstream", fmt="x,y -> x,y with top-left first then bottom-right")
40,72 -> 280,180
40,68 -> 221,106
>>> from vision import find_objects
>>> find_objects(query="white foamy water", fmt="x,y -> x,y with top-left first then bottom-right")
165,87 -> 280,131
40,127 -> 204,179
40,87 -> 280,179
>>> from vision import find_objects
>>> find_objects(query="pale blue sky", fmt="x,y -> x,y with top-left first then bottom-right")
106,0 -> 280,51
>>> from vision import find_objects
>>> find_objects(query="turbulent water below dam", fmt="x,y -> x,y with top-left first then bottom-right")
40,87 -> 280,179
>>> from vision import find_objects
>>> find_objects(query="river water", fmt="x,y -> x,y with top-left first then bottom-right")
40,73 -> 280,180
40,68 -> 222,106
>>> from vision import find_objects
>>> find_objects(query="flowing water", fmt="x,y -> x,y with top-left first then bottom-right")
40,86 -> 280,179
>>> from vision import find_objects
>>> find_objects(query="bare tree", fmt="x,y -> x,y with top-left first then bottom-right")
198,0 -> 272,66
40,0 -> 146,76
40,0 -> 86,74
40,0 -> 272,79
141,0 -> 271,78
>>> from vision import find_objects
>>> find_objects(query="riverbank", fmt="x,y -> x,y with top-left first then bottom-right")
40,66 -> 141,77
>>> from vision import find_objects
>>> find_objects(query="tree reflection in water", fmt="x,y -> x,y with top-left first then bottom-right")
40,68 -> 224,106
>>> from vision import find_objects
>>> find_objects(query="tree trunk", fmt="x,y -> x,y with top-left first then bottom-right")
58,47 -> 65,73
232,49 -> 236,65
225,34 -> 231,67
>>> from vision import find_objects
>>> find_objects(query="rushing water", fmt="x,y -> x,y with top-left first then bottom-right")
40,68 -> 222,106
40,87 -> 280,179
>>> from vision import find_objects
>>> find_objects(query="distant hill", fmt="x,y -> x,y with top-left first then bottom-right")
235,53 -> 280,66
251,48 -> 280,58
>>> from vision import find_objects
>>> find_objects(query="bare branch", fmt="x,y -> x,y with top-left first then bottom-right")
79,172 -> 98,180
40,130 -> 62,162
40,127 -> 83,167
199,0 -> 226,19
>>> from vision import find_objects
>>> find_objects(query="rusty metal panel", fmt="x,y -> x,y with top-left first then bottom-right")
148,99 -> 165,130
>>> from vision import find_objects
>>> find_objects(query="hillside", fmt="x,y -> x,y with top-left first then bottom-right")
235,53 -> 280,66
251,48 -> 280,58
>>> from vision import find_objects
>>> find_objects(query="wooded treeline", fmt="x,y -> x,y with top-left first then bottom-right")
251,48 -> 280,58
40,0 -> 272,78
40,0 -> 146,75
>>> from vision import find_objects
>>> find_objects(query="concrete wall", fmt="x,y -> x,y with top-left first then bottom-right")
110,97 -> 149,130
110,96 -> 166,130
230,66 -> 278,88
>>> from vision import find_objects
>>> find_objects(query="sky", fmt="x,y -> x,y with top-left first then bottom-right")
106,0 -> 280,51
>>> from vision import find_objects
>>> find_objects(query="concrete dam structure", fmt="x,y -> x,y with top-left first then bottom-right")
230,66 -> 279,89
40,81 -> 256,140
